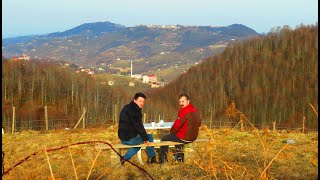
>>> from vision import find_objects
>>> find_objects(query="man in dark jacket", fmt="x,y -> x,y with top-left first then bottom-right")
159,94 -> 201,164
118,92 -> 157,165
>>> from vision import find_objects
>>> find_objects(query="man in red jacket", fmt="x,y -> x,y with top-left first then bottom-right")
159,94 -> 201,164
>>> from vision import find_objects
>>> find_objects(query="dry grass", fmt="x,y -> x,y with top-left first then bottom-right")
2,125 -> 318,179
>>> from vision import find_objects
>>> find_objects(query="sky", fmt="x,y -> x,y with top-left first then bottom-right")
2,0 -> 318,38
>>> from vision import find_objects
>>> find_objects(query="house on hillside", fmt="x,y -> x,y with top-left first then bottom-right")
129,82 -> 135,87
108,81 -> 115,86
18,54 -> 30,61
151,82 -> 160,88
160,82 -> 168,87
10,54 -> 30,62
132,74 -> 143,79
142,75 -> 149,83
142,74 -> 157,84
76,68 -> 94,75
148,74 -> 157,83
98,67 -> 105,71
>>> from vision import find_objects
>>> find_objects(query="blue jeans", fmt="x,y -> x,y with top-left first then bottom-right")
121,134 -> 156,160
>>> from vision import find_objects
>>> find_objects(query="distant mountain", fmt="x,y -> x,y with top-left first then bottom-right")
47,21 -> 126,37
2,21 -> 260,81
2,35 -> 41,44
223,24 -> 259,36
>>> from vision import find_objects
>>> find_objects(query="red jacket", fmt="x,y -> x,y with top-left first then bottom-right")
170,103 -> 201,141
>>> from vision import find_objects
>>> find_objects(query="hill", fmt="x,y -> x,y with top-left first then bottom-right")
145,24 -> 318,129
2,21 -> 260,81
47,21 -> 125,37
2,24 -> 317,131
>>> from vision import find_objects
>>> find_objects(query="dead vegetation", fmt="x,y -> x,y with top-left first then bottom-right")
2,124 -> 318,179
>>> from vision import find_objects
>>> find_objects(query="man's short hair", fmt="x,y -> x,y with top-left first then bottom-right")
134,92 -> 146,100
179,94 -> 189,100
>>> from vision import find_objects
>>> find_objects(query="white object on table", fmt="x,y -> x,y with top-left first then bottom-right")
151,121 -> 155,127
144,122 -> 174,130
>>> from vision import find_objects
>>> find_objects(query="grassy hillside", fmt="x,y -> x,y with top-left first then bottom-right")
2,127 -> 318,179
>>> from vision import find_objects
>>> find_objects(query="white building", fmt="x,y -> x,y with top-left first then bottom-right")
142,75 -> 149,83
151,82 -> 160,88
132,74 -> 143,79
142,74 -> 157,84
148,74 -> 157,83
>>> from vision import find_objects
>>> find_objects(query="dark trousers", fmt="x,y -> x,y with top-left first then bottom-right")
160,134 -> 190,160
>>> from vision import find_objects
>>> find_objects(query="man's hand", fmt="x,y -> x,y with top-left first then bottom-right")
144,141 -> 150,146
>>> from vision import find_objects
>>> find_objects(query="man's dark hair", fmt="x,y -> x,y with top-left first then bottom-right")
179,94 -> 189,100
134,92 -> 146,100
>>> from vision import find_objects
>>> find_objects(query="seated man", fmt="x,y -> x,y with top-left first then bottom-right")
118,92 -> 157,165
159,94 -> 201,163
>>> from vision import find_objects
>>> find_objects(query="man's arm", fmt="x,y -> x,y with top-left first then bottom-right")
170,117 -> 187,134
176,114 -> 188,129
170,119 -> 179,134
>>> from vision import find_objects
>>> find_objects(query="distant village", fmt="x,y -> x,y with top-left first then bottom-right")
9,54 -> 166,88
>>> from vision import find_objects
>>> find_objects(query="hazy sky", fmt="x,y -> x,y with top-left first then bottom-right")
2,0 -> 318,38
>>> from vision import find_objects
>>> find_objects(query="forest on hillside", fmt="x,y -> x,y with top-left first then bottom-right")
146,24 -> 318,129
1,60 -> 133,130
2,23 -> 318,130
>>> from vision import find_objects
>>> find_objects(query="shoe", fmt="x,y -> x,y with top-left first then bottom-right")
174,153 -> 184,162
159,155 -> 168,164
147,156 -> 157,164
177,157 -> 184,162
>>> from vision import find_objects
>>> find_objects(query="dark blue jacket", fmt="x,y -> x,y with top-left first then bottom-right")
118,101 -> 148,141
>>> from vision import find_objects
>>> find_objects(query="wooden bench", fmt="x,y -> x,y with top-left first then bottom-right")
95,138 -> 209,165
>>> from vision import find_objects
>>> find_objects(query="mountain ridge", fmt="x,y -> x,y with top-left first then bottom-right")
2,21 -> 260,81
